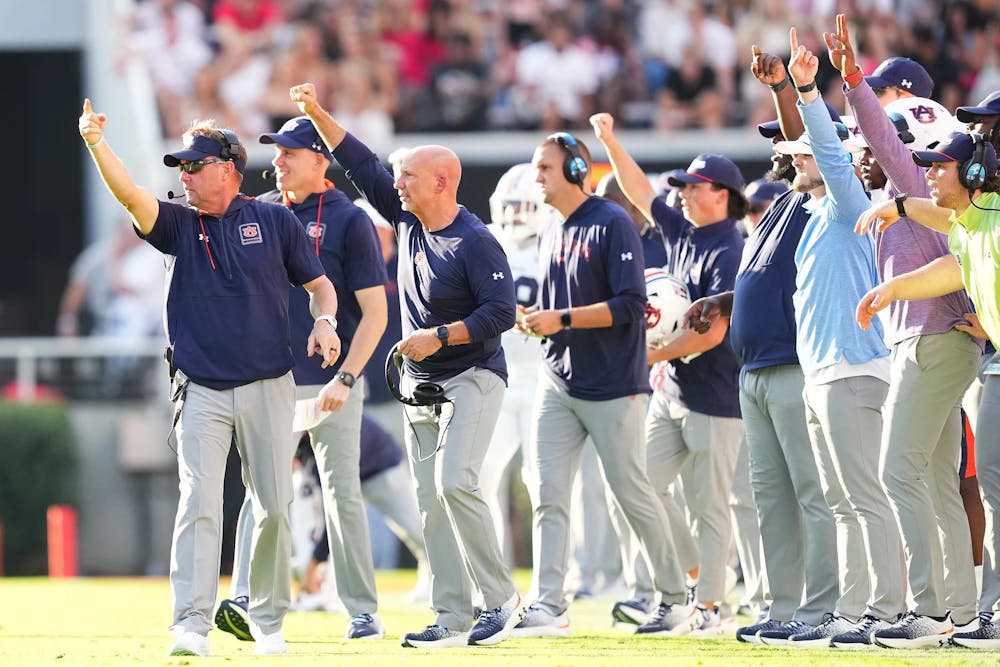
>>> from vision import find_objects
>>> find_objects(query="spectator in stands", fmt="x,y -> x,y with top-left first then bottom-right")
428,31 -> 490,131
259,23 -> 336,131
655,43 -> 724,130
128,0 -> 213,138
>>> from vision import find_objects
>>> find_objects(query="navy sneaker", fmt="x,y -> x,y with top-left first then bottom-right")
952,611 -> 1000,649
468,593 -> 525,646
214,596 -> 252,642
634,602 -> 701,636
611,597 -> 653,626
788,613 -> 854,647
736,618 -> 781,644
758,619 -> 814,646
345,613 -> 385,640
401,625 -> 468,648
873,611 -> 953,648
831,614 -> 892,649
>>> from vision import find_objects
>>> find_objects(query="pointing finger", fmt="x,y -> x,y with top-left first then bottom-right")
752,44 -> 761,57
789,27 -> 799,53
83,98 -> 92,114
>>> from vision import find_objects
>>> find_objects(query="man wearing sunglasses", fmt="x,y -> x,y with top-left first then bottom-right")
78,100 -> 341,657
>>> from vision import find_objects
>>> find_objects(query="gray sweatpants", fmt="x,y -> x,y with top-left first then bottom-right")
804,374 -> 903,621
529,374 -> 687,616
740,365 -> 838,625
643,393 -> 745,603
881,331 -> 980,621
232,378 -> 378,617
169,372 -> 295,637
402,366 -> 514,631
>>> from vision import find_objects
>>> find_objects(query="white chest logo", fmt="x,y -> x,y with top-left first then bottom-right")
493,271 -> 505,280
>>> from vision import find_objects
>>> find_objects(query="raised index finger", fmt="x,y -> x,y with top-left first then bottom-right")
752,44 -> 761,58
83,98 -> 92,114
789,27 -> 799,53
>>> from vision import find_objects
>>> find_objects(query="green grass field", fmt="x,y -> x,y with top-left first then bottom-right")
0,572 -> 993,666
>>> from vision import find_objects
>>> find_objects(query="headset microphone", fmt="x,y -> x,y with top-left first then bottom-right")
166,190 -> 184,199
262,169 -> 275,180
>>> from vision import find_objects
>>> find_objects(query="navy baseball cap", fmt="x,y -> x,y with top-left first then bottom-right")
163,133 -> 246,174
745,178 -> 789,205
757,103 -> 843,138
865,57 -> 934,98
956,91 -> 1000,123
668,154 -> 744,191
259,116 -> 332,160
912,131 -> 998,173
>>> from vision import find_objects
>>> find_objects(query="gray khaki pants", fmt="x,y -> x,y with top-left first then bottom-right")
403,366 -> 514,631
740,365 -> 838,624
169,372 -> 295,637
529,374 -> 687,616
881,331 -> 980,621
976,360 -> 1000,614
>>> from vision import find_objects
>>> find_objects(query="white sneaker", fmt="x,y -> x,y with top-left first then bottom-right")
168,631 -> 210,656
635,602 -> 703,636
253,629 -> 288,655
690,605 -> 738,637
511,603 -> 572,637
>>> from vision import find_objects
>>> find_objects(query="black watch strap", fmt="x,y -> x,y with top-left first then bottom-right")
336,371 -> 356,388
895,193 -> 908,217
560,309 -> 572,330
436,325 -> 449,347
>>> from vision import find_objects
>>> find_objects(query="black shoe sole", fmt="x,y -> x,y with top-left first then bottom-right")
214,601 -> 253,641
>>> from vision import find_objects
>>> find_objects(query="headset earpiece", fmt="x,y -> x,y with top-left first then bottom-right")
218,129 -> 241,162
960,132 -> 989,191
551,132 -> 589,188
384,343 -> 447,408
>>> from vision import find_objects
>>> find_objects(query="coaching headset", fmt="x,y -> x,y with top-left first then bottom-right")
960,131 -> 990,191
384,342 -> 448,410
550,132 -> 589,188
218,129 -> 242,163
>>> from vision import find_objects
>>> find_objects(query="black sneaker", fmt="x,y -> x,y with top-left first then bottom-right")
736,618 -> 781,644
611,597 -> 653,626
831,614 -> 891,649
468,593 -> 525,646
401,624 -> 468,648
214,596 -> 252,642
345,613 -> 385,640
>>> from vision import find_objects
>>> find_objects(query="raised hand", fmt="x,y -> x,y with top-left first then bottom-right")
823,13 -> 858,77
78,98 -> 107,146
290,83 -> 320,115
788,27 -> 819,87
750,44 -> 788,87
589,113 -> 615,142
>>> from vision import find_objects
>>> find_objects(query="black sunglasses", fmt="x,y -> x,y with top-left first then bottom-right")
177,159 -> 227,174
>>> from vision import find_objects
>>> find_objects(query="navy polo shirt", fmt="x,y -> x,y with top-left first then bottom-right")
258,186 -> 388,385
143,197 -> 324,389
651,197 -> 743,418
537,196 -> 650,401
641,221 -> 668,269
332,133 -> 515,383
730,190 -> 810,371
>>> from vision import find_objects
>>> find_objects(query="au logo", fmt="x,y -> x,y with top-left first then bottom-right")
415,251 -> 427,266
240,223 -> 263,245
306,222 -> 326,242
910,104 -> 938,125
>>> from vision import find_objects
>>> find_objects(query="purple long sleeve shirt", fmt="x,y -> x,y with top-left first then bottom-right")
846,82 -> 978,346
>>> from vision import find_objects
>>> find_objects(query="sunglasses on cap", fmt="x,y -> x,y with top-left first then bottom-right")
177,159 -> 228,174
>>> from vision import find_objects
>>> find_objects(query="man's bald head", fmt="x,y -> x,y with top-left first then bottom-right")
408,145 -> 461,189
394,144 -> 463,229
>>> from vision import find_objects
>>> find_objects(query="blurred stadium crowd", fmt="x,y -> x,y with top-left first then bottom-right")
128,0 -> 1000,144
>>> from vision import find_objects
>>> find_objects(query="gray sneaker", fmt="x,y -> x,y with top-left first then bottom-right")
758,619 -> 814,646
511,603 -> 571,637
401,625 -> 468,648
788,613 -> 854,647
468,593 -> 526,646
736,618 -> 781,644
952,611 -> 1000,649
873,611 -> 953,648
831,614 -> 892,649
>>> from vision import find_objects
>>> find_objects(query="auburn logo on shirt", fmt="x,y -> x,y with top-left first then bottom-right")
305,221 -> 326,243
240,223 -> 263,245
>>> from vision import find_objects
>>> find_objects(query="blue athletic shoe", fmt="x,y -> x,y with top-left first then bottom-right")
345,613 -> 385,640
214,596 -> 252,642
952,611 -> 1000,649
468,593 -> 525,645
736,618 -> 781,644
634,602 -> 701,636
873,611 -> 953,648
401,625 -> 468,648
758,619 -> 813,646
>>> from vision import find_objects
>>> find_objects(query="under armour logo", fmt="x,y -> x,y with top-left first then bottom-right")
492,271 -> 504,280
621,252 -> 633,261
900,78 -> 912,89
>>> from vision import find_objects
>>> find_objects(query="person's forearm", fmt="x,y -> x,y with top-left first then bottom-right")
899,197 -> 956,234
336,291 -> 387,376
309,281 -> 339,319
85,142 -> 158,234
889,254 -> 964,300
304,104 -> 346,153
649,317 -> 728,362
597,133 -> 655,218
564,302 -> 614,329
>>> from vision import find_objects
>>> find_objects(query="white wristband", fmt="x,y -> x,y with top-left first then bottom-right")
86,136 -> 105,149
315,314 -> 338,330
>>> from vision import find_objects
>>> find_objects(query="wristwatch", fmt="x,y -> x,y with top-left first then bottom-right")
436,325 -> 449,347
894,193 -> 908,217
560,309 -> 572,330
336,371 -> 356,388
315,314 -> 338,330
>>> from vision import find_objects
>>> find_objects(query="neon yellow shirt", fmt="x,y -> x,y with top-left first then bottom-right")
949,191 -> 1000,344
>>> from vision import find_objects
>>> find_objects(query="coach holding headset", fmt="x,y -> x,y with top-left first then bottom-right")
78,100 -> 340,657
287,82 -> 524,649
